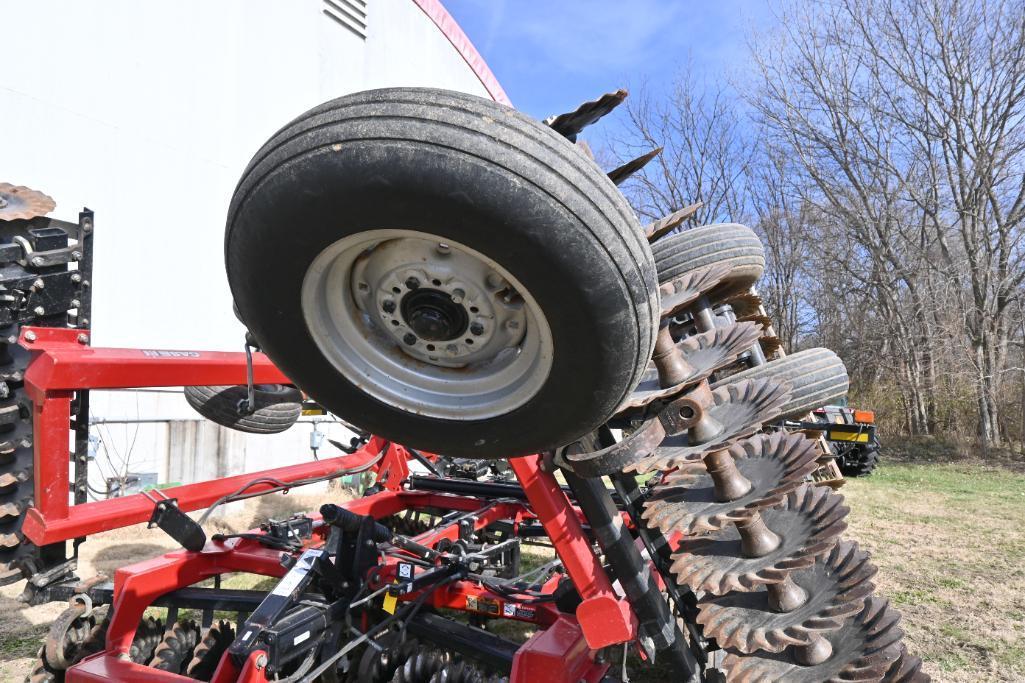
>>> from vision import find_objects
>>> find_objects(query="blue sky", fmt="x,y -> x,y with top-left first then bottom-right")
444,1 -> 775,125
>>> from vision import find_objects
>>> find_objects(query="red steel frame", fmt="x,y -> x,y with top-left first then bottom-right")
19,326 -> 419,545
17,326 -> 639,682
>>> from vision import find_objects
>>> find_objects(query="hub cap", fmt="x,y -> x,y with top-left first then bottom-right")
301,230 -> 554,420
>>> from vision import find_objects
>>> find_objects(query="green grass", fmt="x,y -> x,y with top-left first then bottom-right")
842,460 -> 1025,682
0,633 -> 44,660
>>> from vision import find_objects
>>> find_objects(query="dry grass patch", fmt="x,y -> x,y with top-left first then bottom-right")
843,462 -> 1025,682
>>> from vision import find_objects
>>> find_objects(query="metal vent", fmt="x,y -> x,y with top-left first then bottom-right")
323,0 -> 367,39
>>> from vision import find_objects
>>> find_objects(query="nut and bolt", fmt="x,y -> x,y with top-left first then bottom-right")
405,276 -> 420,290
33,306 -> 45,316
436,243 -> 451,254
23,331 -> 35,342
469,322 -> 484,336
71,299 -> 81,308
77,333 -> 89,344
32,278 -> 44,289
382,299 -> 396,314
31,257 -> 44,267
255,654 -> 268,670
403,333 -> 417,345
71,251 -> 83,260
451,288 -> 465,304
71,273 -> 82,283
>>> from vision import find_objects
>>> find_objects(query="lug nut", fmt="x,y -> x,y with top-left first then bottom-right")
469,322 -> 484,336
403,333 -> 417,345
405,277 -> 420,290
382,299 -> 396,314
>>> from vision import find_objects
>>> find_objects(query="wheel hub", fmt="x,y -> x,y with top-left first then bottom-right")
401,288 -> 469,342
301,229 -> 554,420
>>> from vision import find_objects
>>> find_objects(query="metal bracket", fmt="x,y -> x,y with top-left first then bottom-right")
13,214 -> 91,269
560,386 -> 716,477
238,339 -> 257,416
145,489 -> 207,551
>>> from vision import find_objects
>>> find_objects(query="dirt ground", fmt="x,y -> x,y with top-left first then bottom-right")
0,490 -> 337,681
2,462 -> 1022,681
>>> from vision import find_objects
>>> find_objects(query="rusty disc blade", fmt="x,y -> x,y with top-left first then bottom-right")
626,378 -> 791,473
0,183 -> 55,221
660,263 -> 731,319
545,89 -> 628,140
725,292 -> 764,317
721,596 -> 904,683
642,432 -> 820,535
607,147 -> 662,186
669,484 -> 848,595
759,336 -> 784,356
697,540 -> 876,654
645,201 -> 703,242
620,322 -> 764,411
736,313 -> 773,330
884,645 -> 931,682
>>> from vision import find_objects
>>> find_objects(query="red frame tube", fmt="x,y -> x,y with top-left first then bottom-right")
510,455 -> 636,649
18,326 -> 392,545
17,327 -> 631,681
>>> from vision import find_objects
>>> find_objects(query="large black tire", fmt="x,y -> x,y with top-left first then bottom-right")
838,442 -> 880,477
652,223 -> 764,301
183,384 -> 302,434
226,87 -> 658,458
711,348 -> 849,420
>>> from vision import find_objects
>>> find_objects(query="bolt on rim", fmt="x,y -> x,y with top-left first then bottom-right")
301,229 -> 554,420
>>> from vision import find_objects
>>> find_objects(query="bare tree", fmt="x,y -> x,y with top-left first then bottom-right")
612,67 -> 754,226
745,149 -> 817,351
749,0 -> 1025,446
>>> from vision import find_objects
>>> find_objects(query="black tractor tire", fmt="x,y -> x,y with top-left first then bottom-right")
839,442 -> 880,477
651,223 -> 765,301
711,348 -> 849,420
183,384 -> 302,434
226,87 -> 658,458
